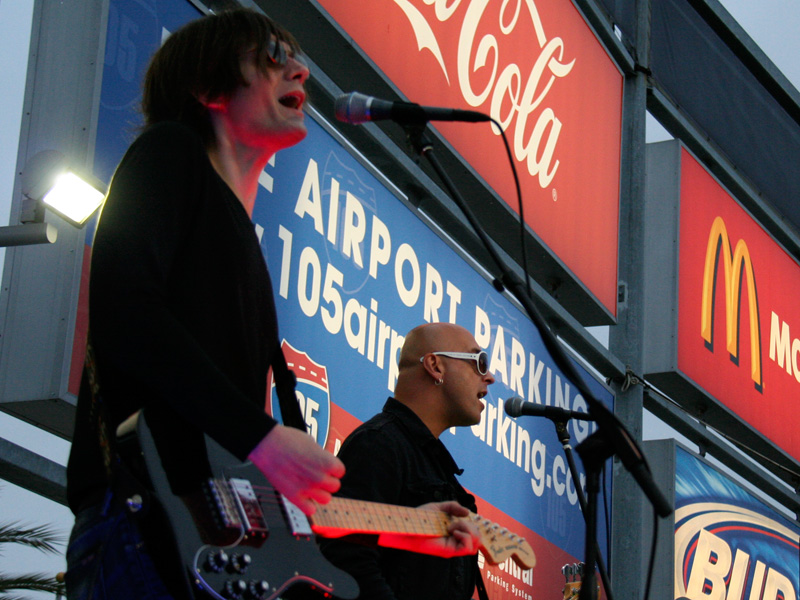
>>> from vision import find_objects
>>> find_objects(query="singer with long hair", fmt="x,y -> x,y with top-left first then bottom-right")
64,9 -> 343,599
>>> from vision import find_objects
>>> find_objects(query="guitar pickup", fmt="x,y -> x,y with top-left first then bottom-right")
229,478 -> 269,540
280,495 -> 313,537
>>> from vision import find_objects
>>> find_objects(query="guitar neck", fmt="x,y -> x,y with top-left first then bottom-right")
309,496 -> 536,569
311,496 -> 454,538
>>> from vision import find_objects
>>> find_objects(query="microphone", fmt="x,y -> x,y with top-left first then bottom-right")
504,397 -> 594,421
334,91 -> 491,125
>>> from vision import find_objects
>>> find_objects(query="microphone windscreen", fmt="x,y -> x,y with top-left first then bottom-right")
504,396 -> 524,417
334,92 -> 370,124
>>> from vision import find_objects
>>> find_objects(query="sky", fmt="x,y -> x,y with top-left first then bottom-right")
1,0 -> 799,597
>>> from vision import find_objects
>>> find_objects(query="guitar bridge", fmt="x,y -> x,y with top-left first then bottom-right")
206,479 -> 242,530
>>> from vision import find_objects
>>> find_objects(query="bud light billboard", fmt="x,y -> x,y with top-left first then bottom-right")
670,443 -> 799,600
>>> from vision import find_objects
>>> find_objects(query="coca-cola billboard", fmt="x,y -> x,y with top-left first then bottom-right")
317,0 -> 624,315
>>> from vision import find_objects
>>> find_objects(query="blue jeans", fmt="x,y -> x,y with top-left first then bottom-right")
65,492 -> 175,600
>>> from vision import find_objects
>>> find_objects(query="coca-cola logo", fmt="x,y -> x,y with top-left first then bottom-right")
392,0 -> 576,188
316,0 -> 623,314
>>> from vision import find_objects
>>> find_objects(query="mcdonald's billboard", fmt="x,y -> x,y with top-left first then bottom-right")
644,141 -> 800,465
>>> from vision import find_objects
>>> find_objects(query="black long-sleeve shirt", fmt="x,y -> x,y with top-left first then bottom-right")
67,121 -> 279,511
320,398 -> 478,600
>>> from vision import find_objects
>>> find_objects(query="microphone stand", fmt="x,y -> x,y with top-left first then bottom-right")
400,121 -> 672,600
574,430 -> 611,600
550,416 -> 613,600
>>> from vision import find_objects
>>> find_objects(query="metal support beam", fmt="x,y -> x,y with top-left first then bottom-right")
0,436 -> 66,506
644,391 -> 800,519
608,0 -> 652,597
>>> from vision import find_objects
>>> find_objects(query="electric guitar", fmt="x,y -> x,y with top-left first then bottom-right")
562,563 -> 584,600
120,410 -> 536,600
562,562 -> 599,600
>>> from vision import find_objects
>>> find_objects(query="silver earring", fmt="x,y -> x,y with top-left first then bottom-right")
435,378 -> 444,386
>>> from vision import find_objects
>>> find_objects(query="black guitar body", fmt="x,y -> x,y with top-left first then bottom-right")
127,410 -> 359,600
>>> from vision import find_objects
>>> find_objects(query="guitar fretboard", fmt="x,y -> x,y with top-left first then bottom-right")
311,497 -> 453,537
301,494 -> 534,569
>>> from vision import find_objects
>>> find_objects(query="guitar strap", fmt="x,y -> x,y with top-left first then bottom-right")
271,341 -> 307,432
475,564 -> 491,600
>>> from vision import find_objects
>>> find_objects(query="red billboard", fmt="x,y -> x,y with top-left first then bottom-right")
316,0 -> 624,315
677,148 -> 800,462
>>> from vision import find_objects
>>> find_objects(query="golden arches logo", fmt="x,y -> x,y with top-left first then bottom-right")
700,216 -> 762,388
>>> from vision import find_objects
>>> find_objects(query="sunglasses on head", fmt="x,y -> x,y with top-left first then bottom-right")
421,351 -> 489,375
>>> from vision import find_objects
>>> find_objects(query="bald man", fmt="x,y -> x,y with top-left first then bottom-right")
320,323 -> 496,600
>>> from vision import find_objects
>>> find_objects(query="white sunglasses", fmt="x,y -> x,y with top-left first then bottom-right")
421,351 -> 489,375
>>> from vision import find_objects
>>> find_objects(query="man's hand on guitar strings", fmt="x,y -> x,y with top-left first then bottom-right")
377,501 -> 481,558
248,425 -> 345,515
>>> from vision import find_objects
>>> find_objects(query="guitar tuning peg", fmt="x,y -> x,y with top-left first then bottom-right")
577,562 -> 585,578
562,564 -> 573,580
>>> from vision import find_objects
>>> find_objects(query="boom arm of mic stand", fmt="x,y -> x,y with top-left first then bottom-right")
400,122 -> 673,520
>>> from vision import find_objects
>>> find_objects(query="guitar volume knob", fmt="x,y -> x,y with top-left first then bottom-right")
205,549 -> 229,572
248,580 -> 270,599
224,579 -> 247,599
228,553 -> 252,574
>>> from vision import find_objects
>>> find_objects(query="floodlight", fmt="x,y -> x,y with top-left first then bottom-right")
0,150 -> 107,247
42,171 -> 105,226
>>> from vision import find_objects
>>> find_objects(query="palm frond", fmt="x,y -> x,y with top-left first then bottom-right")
0,487 -> 68,598
0,571 -> 65,595
0,522 -> 65,555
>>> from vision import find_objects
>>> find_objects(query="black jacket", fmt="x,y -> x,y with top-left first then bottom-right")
320,398 -> 478,600
67,121 -> 279,511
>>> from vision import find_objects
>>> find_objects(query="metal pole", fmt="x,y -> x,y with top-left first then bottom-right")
608,0 -> 652,598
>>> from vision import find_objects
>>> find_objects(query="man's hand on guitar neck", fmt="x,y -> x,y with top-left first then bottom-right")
248,424 -> 345,515
376,501 -> 481,558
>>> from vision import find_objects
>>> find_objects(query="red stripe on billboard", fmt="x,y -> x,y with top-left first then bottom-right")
316,0 -> 623,315
68,244 -> 91,396
678,148 -> 800,461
